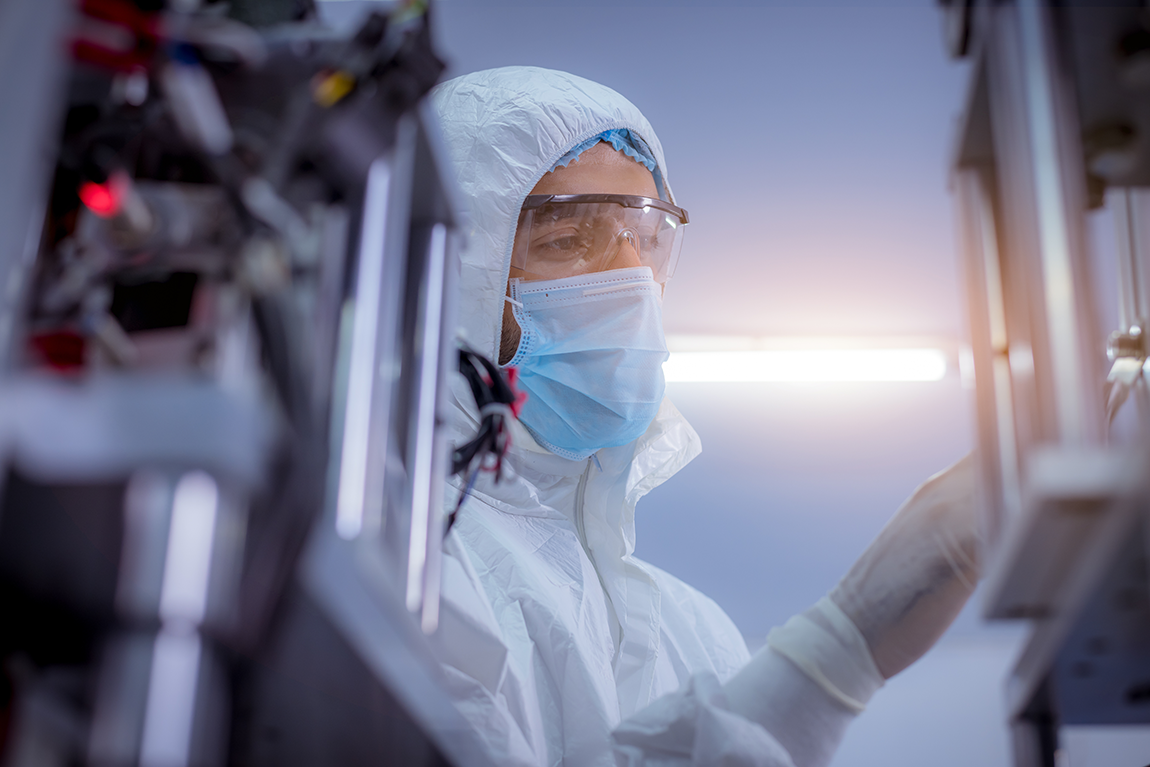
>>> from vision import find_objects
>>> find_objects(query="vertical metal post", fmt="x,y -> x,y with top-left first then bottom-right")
0,0 -> 71,370
958,166 -> 1024,543
335,159 -> 393,542
406,223 -> 450,632
1110,189 -> 1145,332
90,471 -> 234,767
1011,716 -> 1059,767
1015,0 -> 1101,447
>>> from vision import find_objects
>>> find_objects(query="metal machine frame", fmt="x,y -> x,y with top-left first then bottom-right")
948,0 -> 1150,763
0,1 -> 492,764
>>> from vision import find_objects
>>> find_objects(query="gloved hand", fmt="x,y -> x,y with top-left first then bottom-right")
829,454 -> 980,679
715,457 -> 978,767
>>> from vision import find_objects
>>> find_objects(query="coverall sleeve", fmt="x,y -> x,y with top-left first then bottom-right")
612,598 -> 883,767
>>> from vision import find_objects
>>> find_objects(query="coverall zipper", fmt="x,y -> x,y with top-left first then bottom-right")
575,459 -> 622,652
574,459 -> 592,552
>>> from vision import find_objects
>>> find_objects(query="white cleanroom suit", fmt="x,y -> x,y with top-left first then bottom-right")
428,66 -> 978,767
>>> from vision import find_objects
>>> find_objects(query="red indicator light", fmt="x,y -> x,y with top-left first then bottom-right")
29,331 -> 86,371
79,179 -> 123,217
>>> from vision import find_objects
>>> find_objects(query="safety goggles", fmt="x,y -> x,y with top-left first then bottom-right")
511,194 -> 689,284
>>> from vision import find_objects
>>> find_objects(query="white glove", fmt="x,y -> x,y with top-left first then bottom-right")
829,454 -> 980,679
723,598 -> 884,767
717,457 -> 978,767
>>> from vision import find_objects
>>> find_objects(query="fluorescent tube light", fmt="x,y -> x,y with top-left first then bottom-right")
663,337 -> 949,383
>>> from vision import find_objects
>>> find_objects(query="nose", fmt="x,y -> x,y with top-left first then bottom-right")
610,231 -> 643,271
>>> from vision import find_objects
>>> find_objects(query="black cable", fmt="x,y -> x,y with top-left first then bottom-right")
447,346 -> 523,533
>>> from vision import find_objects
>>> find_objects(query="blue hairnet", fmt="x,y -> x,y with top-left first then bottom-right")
551,129 -> 667,200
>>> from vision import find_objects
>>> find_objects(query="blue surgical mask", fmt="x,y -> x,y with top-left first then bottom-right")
506,267 -> 668,461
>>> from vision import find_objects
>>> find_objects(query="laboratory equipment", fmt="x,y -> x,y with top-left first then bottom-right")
947,1 -> 1150,763
0,1 -> 493,764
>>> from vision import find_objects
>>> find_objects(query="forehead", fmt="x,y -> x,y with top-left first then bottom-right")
530,142 -> 659,198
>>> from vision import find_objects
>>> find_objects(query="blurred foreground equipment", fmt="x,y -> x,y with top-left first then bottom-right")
0,0 -> 492,764
947,0 -> 1150,764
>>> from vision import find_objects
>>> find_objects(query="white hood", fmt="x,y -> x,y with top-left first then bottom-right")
431,66 -> 701,518
432,66 -> 678,362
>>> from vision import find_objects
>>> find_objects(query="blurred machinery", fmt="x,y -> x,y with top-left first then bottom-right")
0,0 -> 496,764
945,0 -> 1150,764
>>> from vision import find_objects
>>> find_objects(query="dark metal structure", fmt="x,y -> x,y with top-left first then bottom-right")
945,0 -> 1150,763
0,1 -> 492,764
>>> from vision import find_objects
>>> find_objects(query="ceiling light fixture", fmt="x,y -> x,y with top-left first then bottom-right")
663,336 -> 950,383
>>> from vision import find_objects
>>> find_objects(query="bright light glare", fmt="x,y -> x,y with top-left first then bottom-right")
664,348 -> 948,383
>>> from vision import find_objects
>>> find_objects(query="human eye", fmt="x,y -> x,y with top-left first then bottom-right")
533,227 -> 592,262
638,226 -> 662,252
643,217 -> 679,251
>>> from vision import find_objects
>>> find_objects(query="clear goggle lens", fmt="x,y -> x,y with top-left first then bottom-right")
511,194 -> 689,284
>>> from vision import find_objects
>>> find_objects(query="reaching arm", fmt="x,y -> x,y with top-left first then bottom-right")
614,456 -> 979,767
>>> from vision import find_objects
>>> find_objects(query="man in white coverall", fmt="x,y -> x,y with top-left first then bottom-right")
429,66 -> 979,767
